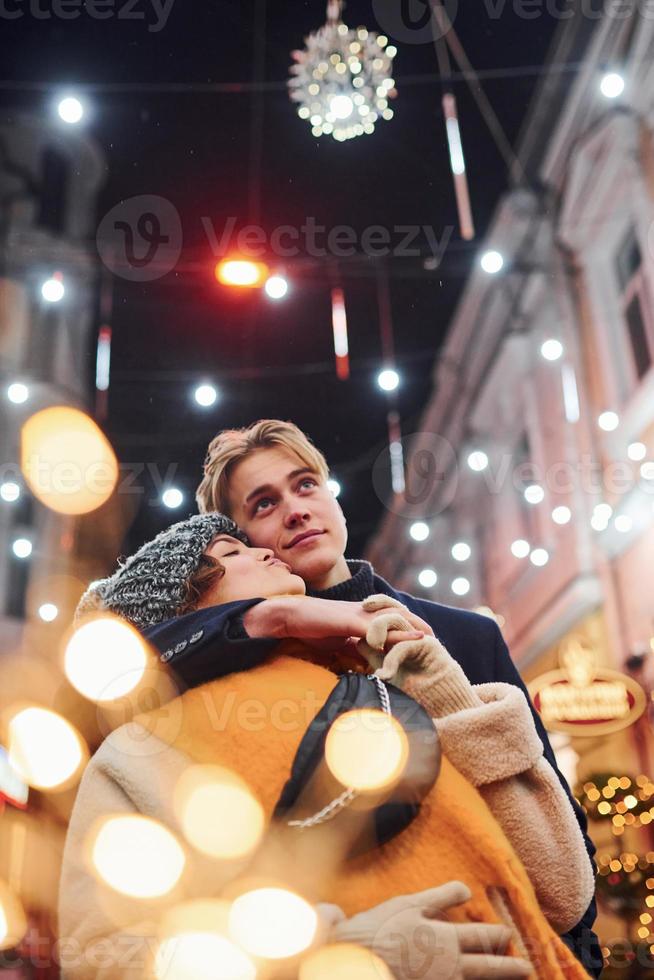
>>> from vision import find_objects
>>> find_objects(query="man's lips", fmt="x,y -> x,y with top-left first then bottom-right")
285,529 -> 325,549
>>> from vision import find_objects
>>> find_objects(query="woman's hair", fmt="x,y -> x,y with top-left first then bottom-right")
177,553 -> 226,615
196,419 -> 329,516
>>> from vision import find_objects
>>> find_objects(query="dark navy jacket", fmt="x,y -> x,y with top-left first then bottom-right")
144,560 -> 601,977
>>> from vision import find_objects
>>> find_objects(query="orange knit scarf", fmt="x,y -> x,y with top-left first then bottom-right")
137,650 -> 588,979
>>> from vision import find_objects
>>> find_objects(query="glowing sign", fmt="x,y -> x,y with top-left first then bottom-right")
528,638 -> 646,737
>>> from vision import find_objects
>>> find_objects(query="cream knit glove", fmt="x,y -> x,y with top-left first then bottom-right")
318,883 -> 531,979
357,594 -> 483,717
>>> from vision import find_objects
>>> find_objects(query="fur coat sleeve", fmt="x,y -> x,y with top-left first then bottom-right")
406,653 -> 596,935
57,725 -> 249,980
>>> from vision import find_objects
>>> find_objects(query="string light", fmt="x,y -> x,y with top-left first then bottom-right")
552,505 -> 572,525
7,383 -> 28,404
327,478 -> 341,497
524,484 -> 544,505
21,406 -> 118,515
0,482 -> 20,503
591,503 -> 613,531
480,250 -> 504,274
451,542 -> 471,561
264,275 -> 289,299
12,538 -> 32,559
409,521 -> 429,541
511,539 -> 530,558
451,576 -> 470,596
41,276 -> 65,303
57,96 -> 84,123
467,450 -> 489,472
229,888 -> 318,959
418,567 -> 437,588
8,706 -> 87,790
194,384 -> 218,407
540,338 -> 564,361
377,368 -> 399,391
90,815 -> 185,899
162,488 -> 184,509
173,766 -> 264,860
628,442 -> 647,462
598,410 -> 619,432
64,616 -> 148,702
38,603 -> 58,622
600,72 -> 625,99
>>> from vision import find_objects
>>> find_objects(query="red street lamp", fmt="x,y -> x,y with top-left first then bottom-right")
215,259 -> 269,288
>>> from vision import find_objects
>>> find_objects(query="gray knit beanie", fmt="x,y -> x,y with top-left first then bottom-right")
75,513 -> 249,630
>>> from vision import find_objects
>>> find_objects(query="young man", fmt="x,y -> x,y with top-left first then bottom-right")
65,513 -> 591,980
146,420 -> 600,976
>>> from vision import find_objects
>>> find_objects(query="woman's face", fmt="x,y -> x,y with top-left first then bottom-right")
198,534 -> 306,605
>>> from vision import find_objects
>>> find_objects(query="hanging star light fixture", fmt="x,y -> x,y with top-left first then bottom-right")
288,0 -> 397,142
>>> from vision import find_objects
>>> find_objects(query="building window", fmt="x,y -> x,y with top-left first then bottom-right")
616,228 -> 653,381
37,147 -> 68,235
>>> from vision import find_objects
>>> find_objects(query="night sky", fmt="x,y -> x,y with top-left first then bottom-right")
2,1 -> 559,558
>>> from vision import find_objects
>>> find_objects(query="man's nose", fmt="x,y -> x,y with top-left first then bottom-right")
283,505 -> 311,528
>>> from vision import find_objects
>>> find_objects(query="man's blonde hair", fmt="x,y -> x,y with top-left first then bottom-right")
196,419 -> 329,516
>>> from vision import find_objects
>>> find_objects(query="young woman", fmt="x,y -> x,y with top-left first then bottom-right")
60,513 -> 595,980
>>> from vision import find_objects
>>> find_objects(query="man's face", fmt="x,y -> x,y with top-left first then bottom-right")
227,447 -> 350,591
201,535 -> 306,604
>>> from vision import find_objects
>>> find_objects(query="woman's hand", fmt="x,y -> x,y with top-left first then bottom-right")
356,594 -> 454,693
242,594 -> 432,647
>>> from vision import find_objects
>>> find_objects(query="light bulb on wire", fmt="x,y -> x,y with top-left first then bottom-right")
480,250 -> 504,274
377,368 -> 399,392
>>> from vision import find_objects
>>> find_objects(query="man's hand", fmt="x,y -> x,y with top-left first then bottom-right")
242,595 -> 433,648
322,881 -> 532,979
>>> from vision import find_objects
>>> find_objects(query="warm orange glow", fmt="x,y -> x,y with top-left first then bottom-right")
156,900 -> 255,980
300,943 -> 393,980
325,709 -> 408,792
173,765 -> 264,860
215,259 -> 269,288
21,406 -> 118,515
64,615 -> 148,702
0,881 -> 27,951
89,815 -> 185,898
229,887 -> 317,959
7,705 -> 88,791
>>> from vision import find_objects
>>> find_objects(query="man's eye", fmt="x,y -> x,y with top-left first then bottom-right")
299,478 -> 317,490
253,497 -> 273,514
